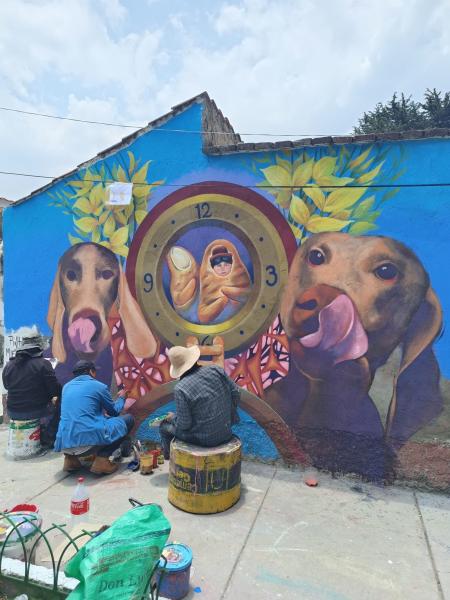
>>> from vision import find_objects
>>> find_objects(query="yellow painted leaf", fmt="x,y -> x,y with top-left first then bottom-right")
293,159 -> 313,187
304,185 -> 325,210
74,184 -> 93,197
68,180 -> 86,189
124,205 -> 134,218
73,198 -> 93,214
92,229 -> 101,243
276,156 -> 291,171
110,226 -> 129,247
132,161 -> 150,184
98,210 -> 110,225
99,240 -> 111,249
89,185 -> 105,210
324,187 -> 367,212
135,210 -> 147,224
289,222 -> 303,239
117,165 -> 128,183
348,147 -> 372,170
114,245 -> 129,257
290,196 -> 310,225
357,162 -> 384,184
135,197 -> 148,211
261,165 -> 291,188
113,210 -> 128,225
127,151 -> 136,174
312,156 -> 337,180
68,234 -> 84,245
103,215 -> 116,236
352,196 -> 376,219
348,221 -> 378,234
356,157 -> 375,173
85,169 -> 101,182
276,189 -> 292,208
332,210 -> 352,219
74,217 -> 99,233
318,176 -> 354,187
306,215 -> 350,233
133,185 -> 151,199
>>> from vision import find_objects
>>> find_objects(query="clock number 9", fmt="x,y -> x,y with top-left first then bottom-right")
265,265 -> 278,287
143,272 -> 153,293
195,202 -> 212,219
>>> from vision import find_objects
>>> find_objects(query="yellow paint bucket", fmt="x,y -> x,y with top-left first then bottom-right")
168,436 -> 241,514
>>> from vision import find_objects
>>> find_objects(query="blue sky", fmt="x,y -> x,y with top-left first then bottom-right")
1,0 -> 450,200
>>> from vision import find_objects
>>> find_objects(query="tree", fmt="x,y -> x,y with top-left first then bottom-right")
421,88 -> 450,128
354,89 -> 450,134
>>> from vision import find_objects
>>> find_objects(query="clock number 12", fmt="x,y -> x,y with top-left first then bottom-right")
195,202 -> 212,219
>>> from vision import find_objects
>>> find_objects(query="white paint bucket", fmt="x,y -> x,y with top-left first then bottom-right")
7,419 -> 41,459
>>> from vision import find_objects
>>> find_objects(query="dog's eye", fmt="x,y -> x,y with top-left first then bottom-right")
374,263 -> 398,281
66,270 -> 77,282
101,269 -> 114,280
308,249 -> 325,266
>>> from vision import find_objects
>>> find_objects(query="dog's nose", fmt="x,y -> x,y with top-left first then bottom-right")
295,299 -> 318,311
293,284 -> 343,314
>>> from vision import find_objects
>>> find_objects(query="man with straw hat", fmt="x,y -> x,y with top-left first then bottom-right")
159,346 -> 240,459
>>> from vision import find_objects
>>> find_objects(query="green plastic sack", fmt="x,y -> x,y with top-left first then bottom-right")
65,503 -> 171,600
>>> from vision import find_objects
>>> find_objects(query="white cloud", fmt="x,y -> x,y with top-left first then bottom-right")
1,0 -> 450,199
98,0 -> 127,24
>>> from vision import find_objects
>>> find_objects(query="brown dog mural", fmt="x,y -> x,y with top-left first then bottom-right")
265,232 -> 443,479
47,243 -> 157,384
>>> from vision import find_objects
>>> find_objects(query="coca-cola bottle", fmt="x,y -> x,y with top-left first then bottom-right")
70,477 -> 90,525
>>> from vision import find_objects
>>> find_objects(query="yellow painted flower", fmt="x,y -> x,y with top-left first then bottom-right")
99,226 -> 129,257
64,151 -> 164,256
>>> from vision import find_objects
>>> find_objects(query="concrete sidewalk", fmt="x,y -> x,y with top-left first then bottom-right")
1,425 -> 449,600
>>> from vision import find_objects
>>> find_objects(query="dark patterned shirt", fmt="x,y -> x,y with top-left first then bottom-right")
174,365 -> 240,447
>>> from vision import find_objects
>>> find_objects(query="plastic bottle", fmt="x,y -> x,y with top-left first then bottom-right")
70,476 -> 90,525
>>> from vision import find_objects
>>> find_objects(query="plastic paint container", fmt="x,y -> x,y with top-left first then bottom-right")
7,419 -> 41,459
0,512 -> 42,560
156,543 -> 193,600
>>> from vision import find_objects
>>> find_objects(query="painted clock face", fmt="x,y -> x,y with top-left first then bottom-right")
127,183 -> 297,356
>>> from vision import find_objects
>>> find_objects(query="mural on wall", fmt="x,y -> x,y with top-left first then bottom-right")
45,242 -> 157,386
31,138 -> 448,481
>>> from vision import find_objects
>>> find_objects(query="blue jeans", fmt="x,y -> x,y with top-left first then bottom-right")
97,414 -> 134,457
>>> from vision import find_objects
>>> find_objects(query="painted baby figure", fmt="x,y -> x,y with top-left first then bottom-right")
198,240 -> 252,323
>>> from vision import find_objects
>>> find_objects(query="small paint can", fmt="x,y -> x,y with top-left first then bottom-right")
156,543 -> 193,600
150,449 -> 160,468
140,454 -> 154,474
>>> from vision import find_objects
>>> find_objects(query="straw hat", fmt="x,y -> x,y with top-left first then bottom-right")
168,345 -> 201,379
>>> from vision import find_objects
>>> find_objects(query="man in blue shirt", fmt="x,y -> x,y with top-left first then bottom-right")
55,360 -> 134,475
159,346 -> 240,459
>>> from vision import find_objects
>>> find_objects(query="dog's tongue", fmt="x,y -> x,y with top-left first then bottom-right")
68,317 -> 96,353
300,295 -> 368,364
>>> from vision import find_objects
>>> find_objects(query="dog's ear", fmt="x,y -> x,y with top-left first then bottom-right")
385,287 -> 443,444
46,266 -> 67,363
115,267 -> 157,358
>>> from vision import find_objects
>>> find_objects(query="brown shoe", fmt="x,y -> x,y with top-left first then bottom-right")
63,454 -> 82,472
90,456 -> 118,475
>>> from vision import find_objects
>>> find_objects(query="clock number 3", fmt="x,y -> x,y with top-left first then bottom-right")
195,202 -> 212,219
265,265 -> 278,287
